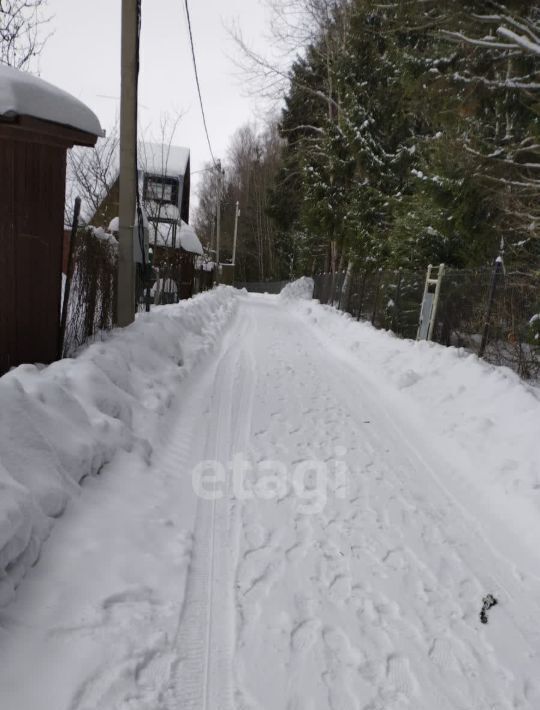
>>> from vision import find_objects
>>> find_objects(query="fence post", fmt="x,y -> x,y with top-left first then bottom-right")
344,268 -> 355,314
58,197 -> 81,358
357,271 -> 367,320
325,272 -> 332,305
337,270 -> 347,310
392,268 -> 402,334
144,250 -> 152,313
84,236 -> 99,340
371,268 -> 383,326
479,257 -> 503,358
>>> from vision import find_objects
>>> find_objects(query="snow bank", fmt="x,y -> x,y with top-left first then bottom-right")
0,287 -> 237,606
290,299 -> 540,569
280,277 -> 314,300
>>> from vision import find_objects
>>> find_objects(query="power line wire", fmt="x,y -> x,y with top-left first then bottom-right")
183,0 -> 218,168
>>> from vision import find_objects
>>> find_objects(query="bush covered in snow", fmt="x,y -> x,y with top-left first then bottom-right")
280,277 -> 314,301
0,287 -> 237,606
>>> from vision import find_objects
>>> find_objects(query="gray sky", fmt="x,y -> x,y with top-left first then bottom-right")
39,0 -> 274,206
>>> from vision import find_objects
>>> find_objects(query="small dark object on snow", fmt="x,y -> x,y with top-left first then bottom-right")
480,594 -> 498,624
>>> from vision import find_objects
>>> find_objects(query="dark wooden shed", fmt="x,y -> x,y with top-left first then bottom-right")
0,65 -> 102,375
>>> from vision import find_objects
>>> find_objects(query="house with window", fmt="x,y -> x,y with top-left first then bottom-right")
88,142 -> 203,300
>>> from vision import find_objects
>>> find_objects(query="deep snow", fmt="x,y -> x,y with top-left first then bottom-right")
280,276 -> 314,301
294,299 -> 540,575
0,286 -> 539,709
0,287 -> 237,606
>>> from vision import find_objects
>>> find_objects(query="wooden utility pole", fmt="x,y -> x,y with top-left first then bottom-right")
117,0 -> 138,326
232,200 -> 240,265
215,160 -> 222,284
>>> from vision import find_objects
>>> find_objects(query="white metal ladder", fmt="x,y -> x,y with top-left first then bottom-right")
417,263 -> 445,341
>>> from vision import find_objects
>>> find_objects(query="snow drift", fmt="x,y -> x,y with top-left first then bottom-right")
289,296 -> 540,573
0,287 -> 237,606
280,276 -> 314,300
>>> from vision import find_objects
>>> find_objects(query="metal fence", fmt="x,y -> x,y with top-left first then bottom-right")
194,268 -> 214,294
313,265 -> 540,379
61,226 -> 210,357
61,228 -> 118,357
60,241 -> 539,379
234,280 -> 290,294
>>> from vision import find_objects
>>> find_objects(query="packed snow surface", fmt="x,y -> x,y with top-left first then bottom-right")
0,287 -> 539,709
0,64 -> 103,136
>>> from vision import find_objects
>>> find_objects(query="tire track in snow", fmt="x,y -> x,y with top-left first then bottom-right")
44,350 -> 223,710
167,308 -> 256,710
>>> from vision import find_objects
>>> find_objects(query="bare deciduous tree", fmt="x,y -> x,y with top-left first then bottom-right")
65,122 -> 120,225
0,0 -> 52,70
193,162 -> 221,254
230,0 -> 350,106
195,121 -> 285,281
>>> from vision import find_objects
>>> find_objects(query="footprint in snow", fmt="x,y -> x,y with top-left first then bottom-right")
480,594 -> 498,624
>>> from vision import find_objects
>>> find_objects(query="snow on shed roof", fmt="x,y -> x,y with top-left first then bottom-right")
138,142 -> 190,177
150,219 -> 202,255
179,221 -> 203,255
0,64 -> 103,137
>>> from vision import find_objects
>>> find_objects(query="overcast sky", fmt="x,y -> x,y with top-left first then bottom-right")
39,0 -> 275,206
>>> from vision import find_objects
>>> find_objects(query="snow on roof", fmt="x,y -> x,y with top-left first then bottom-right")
91,227 -> 118,248
150,219 -> 202,255
0,64 -> 103,136
138,142 -> 190,177
108,208 -> 148,235
179,221 -> 203,255
151,221 -> 176,248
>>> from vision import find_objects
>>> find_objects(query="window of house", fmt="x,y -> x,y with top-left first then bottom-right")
144,175 -> 179,205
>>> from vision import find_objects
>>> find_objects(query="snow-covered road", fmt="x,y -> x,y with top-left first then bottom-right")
1,292 -> 540,709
